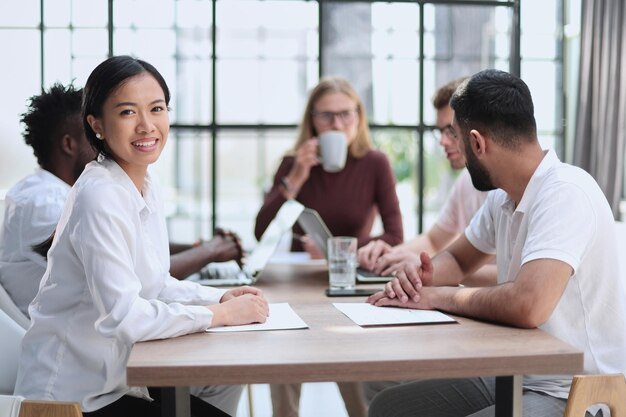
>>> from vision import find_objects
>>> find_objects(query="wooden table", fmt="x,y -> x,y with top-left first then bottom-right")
127,263 -> 583,417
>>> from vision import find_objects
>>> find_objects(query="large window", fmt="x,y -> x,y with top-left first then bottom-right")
0,0 -> 564,248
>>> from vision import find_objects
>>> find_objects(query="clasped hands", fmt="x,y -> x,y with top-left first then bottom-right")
366,251 -> 436,310
195,227 -> 245,267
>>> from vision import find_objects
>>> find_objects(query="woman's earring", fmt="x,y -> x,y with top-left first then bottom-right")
95,133 -> 103,140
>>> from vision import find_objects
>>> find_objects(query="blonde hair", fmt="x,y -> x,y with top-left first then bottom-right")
293,76 -> 373,158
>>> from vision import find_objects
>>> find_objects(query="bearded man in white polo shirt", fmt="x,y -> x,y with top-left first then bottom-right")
366,69 -> 626,417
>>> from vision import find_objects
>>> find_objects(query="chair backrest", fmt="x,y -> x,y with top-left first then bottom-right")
18,399 -> 83,417
0,309 -> 26,394
563,374 -> 626,417
0,284 -> 29,330
0,394 -> 22,417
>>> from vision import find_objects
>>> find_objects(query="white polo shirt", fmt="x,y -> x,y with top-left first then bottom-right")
436,168 -> 488,234
0,169 -> 70,316
466,150 -> 626,399
15,158 -> 225,412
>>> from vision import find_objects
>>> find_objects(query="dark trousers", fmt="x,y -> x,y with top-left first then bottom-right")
83,388 -> 231,417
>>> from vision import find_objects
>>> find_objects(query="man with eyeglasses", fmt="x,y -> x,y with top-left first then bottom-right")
358,77 -> 494,286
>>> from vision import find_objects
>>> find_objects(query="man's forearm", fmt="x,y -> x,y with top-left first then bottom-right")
429,284 -> 538,329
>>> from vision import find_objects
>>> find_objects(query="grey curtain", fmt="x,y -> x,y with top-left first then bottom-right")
573,0 -> 626,218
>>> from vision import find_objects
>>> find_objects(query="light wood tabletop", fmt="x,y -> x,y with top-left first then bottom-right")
127,262 -> 583,417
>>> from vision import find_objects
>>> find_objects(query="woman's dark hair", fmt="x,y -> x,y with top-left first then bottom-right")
82,55 -> 170,158
21,83 -> 83,167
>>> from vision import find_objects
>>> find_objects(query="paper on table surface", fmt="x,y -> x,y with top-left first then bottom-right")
206,302 -> 308,332
333,302 -> 456,327
268,251 -> 327,266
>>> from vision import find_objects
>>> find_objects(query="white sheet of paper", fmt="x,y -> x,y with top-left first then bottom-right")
206,302 -> 308,332
268,251 -> 326,265
333,302 -> 456,327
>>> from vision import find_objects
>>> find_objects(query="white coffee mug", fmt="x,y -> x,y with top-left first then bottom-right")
318,130 -> 348,172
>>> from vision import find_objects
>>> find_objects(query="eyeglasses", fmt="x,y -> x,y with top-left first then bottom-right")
432,124 -> 457,141
311,109 -> 358,126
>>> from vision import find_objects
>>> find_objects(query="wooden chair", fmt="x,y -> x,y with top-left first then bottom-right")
19,399 -> 83,417
0,395 -> 82,417
563,374 -> 626,417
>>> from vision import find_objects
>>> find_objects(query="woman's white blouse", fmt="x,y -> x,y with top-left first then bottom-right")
14,158 -> 225,412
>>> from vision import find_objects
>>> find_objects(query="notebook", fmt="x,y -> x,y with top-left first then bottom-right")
296,208 -> 394,283
195,199 -> 305,286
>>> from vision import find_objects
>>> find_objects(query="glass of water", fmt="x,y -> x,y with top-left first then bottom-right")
327,236 -> 357,289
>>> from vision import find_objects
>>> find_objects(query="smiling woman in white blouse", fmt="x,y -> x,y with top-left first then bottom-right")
14,55 -> 269,417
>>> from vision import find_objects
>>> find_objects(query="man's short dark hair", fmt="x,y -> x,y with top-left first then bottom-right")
450,69 -> 537,149
21,83 -> 83,167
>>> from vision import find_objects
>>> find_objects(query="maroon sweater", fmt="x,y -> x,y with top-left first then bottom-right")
255,150 -> 403,251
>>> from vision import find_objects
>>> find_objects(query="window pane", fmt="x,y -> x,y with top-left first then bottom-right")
175,58 -> 212,125
372,129 -> 418,237
44,29 -> 73,85
0,0 -> 39,26
370,2 -> 420,125
216,1 -> 317,124
427,4 -> 511,90
45,30 -> 107,87
522,60 -> 560,133
0,30 -> 41,187
113,0 -> 175,28
158,129 -> 213,243
113,28 -> 176,58
521,0 -> 559,59
216,130 -> 296,248
371,59 -> 420,125
216,60 -> 315,124
44,0 -> 71,27
72,0 -> 108,27
73,29 -> 109,57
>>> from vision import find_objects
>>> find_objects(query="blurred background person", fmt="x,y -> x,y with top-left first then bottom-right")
255,76 -> 403,259
255,76 -> 404,417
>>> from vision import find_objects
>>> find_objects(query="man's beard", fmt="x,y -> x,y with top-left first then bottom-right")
464,139 -> 496,192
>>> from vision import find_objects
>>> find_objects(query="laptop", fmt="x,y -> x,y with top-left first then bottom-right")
296,208 -> 394,283
194,200 -> 305,286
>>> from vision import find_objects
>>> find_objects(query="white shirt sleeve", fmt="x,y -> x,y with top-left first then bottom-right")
465,191 -> 498,255
70,182 -> 216,344
522,181 -> 595,272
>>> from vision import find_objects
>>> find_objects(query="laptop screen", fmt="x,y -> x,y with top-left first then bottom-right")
243,199 -> 305,276
296,208 -> 333,260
